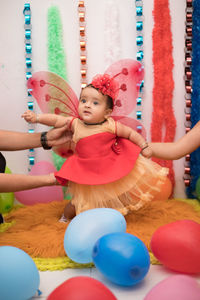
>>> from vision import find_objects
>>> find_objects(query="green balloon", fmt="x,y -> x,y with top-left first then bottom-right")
0,193 -> 14,213
5,166 -> 12,174
0,166 -> 14,213
195,177 -> 200,199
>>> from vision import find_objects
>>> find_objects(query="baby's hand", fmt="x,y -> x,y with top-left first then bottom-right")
141,146 -> 152,158
21,110 -> 37,123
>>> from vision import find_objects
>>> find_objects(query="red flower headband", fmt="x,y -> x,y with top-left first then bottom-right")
91,73 -> 119,102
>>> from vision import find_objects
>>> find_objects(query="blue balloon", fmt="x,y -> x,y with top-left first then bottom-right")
64,208 -> 126,264
92,232 -> 150,286
0,246 -> 40,300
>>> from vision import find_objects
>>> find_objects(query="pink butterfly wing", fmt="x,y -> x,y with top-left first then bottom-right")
105,59 -> 144,116
27,71 -> 79,117
27,71 -> 79,158
106,59 -> 145,137
113,116 -> 146,139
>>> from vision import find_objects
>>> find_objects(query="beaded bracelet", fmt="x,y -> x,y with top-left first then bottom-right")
140,142 -> 149,151
141,145 -> 149,151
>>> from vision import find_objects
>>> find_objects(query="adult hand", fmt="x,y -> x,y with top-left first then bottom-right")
46,125 -> 73,147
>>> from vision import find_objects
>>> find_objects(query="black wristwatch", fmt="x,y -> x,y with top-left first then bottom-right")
41,132 -> 52,150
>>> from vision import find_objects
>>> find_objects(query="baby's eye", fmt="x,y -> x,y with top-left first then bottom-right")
93,101 -> 99,105
81,99 -> 86,103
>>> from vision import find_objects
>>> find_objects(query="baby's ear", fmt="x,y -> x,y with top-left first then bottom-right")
105,109 -> 112,118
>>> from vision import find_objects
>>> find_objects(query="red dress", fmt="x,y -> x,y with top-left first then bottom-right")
55,118 -> 168,215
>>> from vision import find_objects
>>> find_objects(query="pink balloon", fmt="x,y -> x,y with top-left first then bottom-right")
144,275 -> 200,300
15,161 -> 63,205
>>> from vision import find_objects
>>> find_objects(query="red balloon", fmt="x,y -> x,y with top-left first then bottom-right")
47,276 -> 117,300
150,219 -> 200,274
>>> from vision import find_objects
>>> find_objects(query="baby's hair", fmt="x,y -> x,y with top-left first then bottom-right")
83,84 -> 114,110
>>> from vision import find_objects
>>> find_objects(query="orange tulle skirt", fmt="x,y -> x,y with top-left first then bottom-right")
69,155 -> 168,215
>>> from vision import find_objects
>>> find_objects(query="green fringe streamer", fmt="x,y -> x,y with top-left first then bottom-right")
47,6 -> 69,198
47,6 -> 67,171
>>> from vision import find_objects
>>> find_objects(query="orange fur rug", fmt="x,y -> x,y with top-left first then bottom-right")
0,199 -> 200,258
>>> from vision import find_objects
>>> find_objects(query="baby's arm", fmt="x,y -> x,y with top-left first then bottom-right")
116,122 -> 152,158
150,121 -> 200,160
22,110 -> 73,128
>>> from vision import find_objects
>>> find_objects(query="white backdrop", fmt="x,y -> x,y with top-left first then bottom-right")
0,0 -> 186,197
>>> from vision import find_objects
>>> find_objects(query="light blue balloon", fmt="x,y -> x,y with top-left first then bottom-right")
0,246 -> 40,300
64,208 -> 126,264
92,232 -> 150,286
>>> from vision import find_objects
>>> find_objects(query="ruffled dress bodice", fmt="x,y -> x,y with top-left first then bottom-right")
55,118 -> 141,185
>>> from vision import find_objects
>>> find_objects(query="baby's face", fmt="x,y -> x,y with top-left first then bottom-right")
78,87 -> 110,123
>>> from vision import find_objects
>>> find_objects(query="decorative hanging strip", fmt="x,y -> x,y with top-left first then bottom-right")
184,0 -> 193,188
78,1 -> 87,88
23,3 -> 35,171
135,0 -> 144,134
151,0 -> 176,189
47,6 -> 67,172
104,0 -> 121,68
186,0 -> 200,198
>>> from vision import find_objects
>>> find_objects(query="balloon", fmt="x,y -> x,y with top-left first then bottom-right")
150,219 -> 200,274
0,246 -> 40,300
144,275 -> 200,300
92,232 -> 150,286
15,161 -> 63,205
64,208 -> 126,263
47,276 -> 117,300
0,192 -> 14,213
195,177 -> 200,199
152,177 -> 172,201
0,167 -> 14,213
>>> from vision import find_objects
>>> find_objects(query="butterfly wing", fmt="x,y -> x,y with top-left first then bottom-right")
105,59 -> 144,116
113,116 -> 146,139
105,59 -> 145,137
27,71 -> 79,116
27,71 -> 79,157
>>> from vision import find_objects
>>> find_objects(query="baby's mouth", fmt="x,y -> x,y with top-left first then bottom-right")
83,111 -> 91,115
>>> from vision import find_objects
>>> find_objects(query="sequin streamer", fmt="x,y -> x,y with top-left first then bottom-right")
104,0 -> 121,68
23,3 -> 35,170
186,0 -> 200,198
78,1 -> 87,88
47,6 -> 67,171
184,0 -> 193,187
135,0 -> 144,134
151,0 -> 176,189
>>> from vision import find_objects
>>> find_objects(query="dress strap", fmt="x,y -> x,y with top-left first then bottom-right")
69,117 -> 76,130
115,120 -> 118,135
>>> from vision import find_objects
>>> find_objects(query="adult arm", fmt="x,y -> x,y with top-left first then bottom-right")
0,125 -> 72,151
150,121 -> 200,160
0,173 -> 56,192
